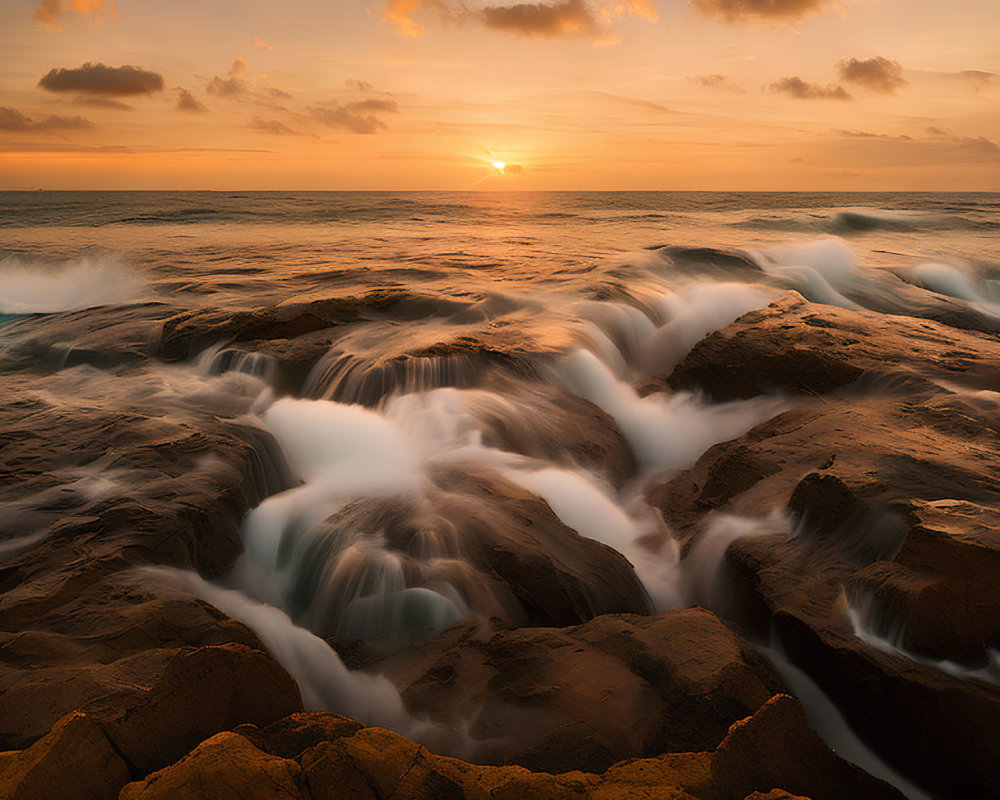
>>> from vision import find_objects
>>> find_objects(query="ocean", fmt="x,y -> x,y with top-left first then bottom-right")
2,191 -> 999,799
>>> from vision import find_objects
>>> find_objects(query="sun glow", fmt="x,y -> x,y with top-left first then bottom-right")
491,160 -> 506,172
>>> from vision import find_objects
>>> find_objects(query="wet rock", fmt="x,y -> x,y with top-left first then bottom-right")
667,293 -> 1000,399
848,498 -> 1000,664
377,608 -> 782,773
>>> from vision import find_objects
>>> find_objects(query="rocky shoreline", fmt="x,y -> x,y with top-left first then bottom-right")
2,283 -> 998,799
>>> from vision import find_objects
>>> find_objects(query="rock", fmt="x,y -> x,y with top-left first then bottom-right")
377,608 -> 782,773
88,643 -> 302,775
114,695 -> 899,800
233,712 -> 364,760
709,694 -> 899,800
849,498 -> 1000,664
291,469 -> 650,636
0,711 -> 131,800
666,293 -> 1000,400
118,731 -> 308,800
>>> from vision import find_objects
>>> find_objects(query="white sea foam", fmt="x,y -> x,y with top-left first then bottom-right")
642,282 -> 774,375
135,565 -> 412,730
557,348 -> 786,472
0,257 -> 146,314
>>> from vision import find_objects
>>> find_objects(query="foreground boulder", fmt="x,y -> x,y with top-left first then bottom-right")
374,608 -> 781,773
116,697 -> 904,800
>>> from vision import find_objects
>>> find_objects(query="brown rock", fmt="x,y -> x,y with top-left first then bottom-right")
709,694 -> 900,800
118,731 -> 307,800
667,293 -> 1000,400
378,608 -> 782,773
89,643 -> 302,775
0,711 -> 131,800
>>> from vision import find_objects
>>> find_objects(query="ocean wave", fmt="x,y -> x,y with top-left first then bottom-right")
0,257 -> 147,314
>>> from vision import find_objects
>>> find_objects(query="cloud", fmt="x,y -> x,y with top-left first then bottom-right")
253,37 -> 274,50
382,0 -> 657,41
481,0 -> 598,38
207,60 -> 250,98
251,117 -> 298,135
34,0 -> 116,30
176,89 -> 208,113
690,0 -> 828,22
837,57 -> 907,94
958,70 -> 996,93
694,73 -> 741,91
206,59 -> 290,104
770,76 -> 851,100
584,90 -> 671,112
73,96 -> 133,110
0,106 -> 95,132
835,129 -> 912,141
346,79 -> 375,93
38,63 -> 163,96
307,99 -> 399,134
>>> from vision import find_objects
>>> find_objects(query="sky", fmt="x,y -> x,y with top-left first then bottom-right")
1,0 -> 998,190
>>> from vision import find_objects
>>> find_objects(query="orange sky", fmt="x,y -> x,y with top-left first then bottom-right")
1,0 -> 998,189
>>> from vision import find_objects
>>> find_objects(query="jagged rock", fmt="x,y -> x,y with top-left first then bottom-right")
377,608 -> 782,773
115,696 -> 901,800
118,731 -> 308,800
667,293 -> 1000,399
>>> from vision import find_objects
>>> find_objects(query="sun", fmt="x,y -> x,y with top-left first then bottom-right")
491,160 -> 506,173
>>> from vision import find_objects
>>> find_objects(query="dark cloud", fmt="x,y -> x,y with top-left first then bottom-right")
176,89 -> 208,113
383,0 -> 656,41
481,0 -> 598,38
691,0 -> 827,22
346,79 -> 375,93
251,117 -> 297,135
926,126 -> 950,137
770,76 -> 851,100
504,163 -> 524,173
308,99 -> 399,134
838,57 -> 907,94
0,106 -> 95,132
38,63 -> 163,96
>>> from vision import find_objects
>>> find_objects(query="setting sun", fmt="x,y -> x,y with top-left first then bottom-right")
491,161 -> 506,172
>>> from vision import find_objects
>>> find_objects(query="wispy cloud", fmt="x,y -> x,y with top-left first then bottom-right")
251,116 -> 298,135
308,98 -> 399,134
0,106 -> 95,132
253,37 -> 274,51
38,63 -> 163,96
691,0 -> 829,22
770,76 -> 851,100
693,73 -> 742,91
176,89 -> 208,113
